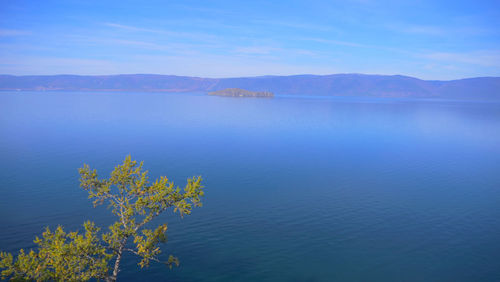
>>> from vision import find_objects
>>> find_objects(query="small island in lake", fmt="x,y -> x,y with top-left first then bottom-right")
208,88 -> 274,98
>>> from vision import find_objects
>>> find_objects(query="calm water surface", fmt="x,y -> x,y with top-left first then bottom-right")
1,92 -> 499,281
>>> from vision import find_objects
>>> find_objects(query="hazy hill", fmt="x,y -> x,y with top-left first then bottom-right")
1,74 -> 499,100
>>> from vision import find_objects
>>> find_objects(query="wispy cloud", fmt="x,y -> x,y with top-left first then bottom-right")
299,37 -> 421,58
298,37 -> 367,48
419,50 -> 500,67
386,23 -> 494,36
232,45 -> 320,59
102,22 -> 218,41
0,29 -> 31,36
0,55 -> 115,75
103,23 -> 161,33
172,4 -> 229,15
130,53 -> 340,77
66,35 -> 220,56
70,36 -> 166,49
400,25 -> 445,35
233,46 -> 279,55
252,20 -> 338,32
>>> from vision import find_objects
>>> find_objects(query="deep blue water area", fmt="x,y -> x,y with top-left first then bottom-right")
1,91 -> 499,281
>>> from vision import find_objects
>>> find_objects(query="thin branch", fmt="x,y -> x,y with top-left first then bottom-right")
123,248 -> 162,264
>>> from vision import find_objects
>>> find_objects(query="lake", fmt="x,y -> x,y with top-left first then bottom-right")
1,91 -> 499,281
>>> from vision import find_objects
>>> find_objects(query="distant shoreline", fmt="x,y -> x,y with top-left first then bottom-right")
1,74 -> 499,100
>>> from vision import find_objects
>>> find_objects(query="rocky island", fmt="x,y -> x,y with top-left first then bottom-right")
208,88 -> 274,98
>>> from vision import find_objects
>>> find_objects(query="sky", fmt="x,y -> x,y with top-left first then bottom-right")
0,0 -> 499,80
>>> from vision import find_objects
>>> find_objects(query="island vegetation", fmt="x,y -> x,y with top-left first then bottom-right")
208,88 -> 274,98
0,156 -> 204,281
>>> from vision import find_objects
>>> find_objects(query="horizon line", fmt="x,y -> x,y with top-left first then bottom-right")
1,73 -> 500,82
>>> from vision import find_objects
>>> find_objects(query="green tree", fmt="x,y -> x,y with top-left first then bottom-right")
0,156 -> 204,281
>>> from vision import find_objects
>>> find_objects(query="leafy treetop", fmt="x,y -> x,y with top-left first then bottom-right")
0,155 -> 204,281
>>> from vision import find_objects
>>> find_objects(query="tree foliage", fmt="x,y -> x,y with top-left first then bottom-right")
0,156 -> 204,281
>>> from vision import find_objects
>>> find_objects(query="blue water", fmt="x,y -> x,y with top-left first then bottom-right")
1,91 -> 500,281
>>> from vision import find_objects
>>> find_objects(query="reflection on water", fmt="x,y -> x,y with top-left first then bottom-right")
1,92 -> 500,281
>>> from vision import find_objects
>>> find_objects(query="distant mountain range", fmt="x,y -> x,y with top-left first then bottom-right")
1,74 -> 499,100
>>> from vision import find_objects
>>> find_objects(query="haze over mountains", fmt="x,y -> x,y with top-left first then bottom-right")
1,74 -> 499,100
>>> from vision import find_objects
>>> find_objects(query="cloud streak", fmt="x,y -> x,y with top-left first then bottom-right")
298,37 -> 368,48
0,29 -> 31,36
385,23 -> 495,36
419,50 -> 500,67
252,20 -> 338,32
102,22 -> 218,42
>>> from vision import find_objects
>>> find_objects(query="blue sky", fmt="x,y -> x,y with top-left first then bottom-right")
1,0 -> 499,79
